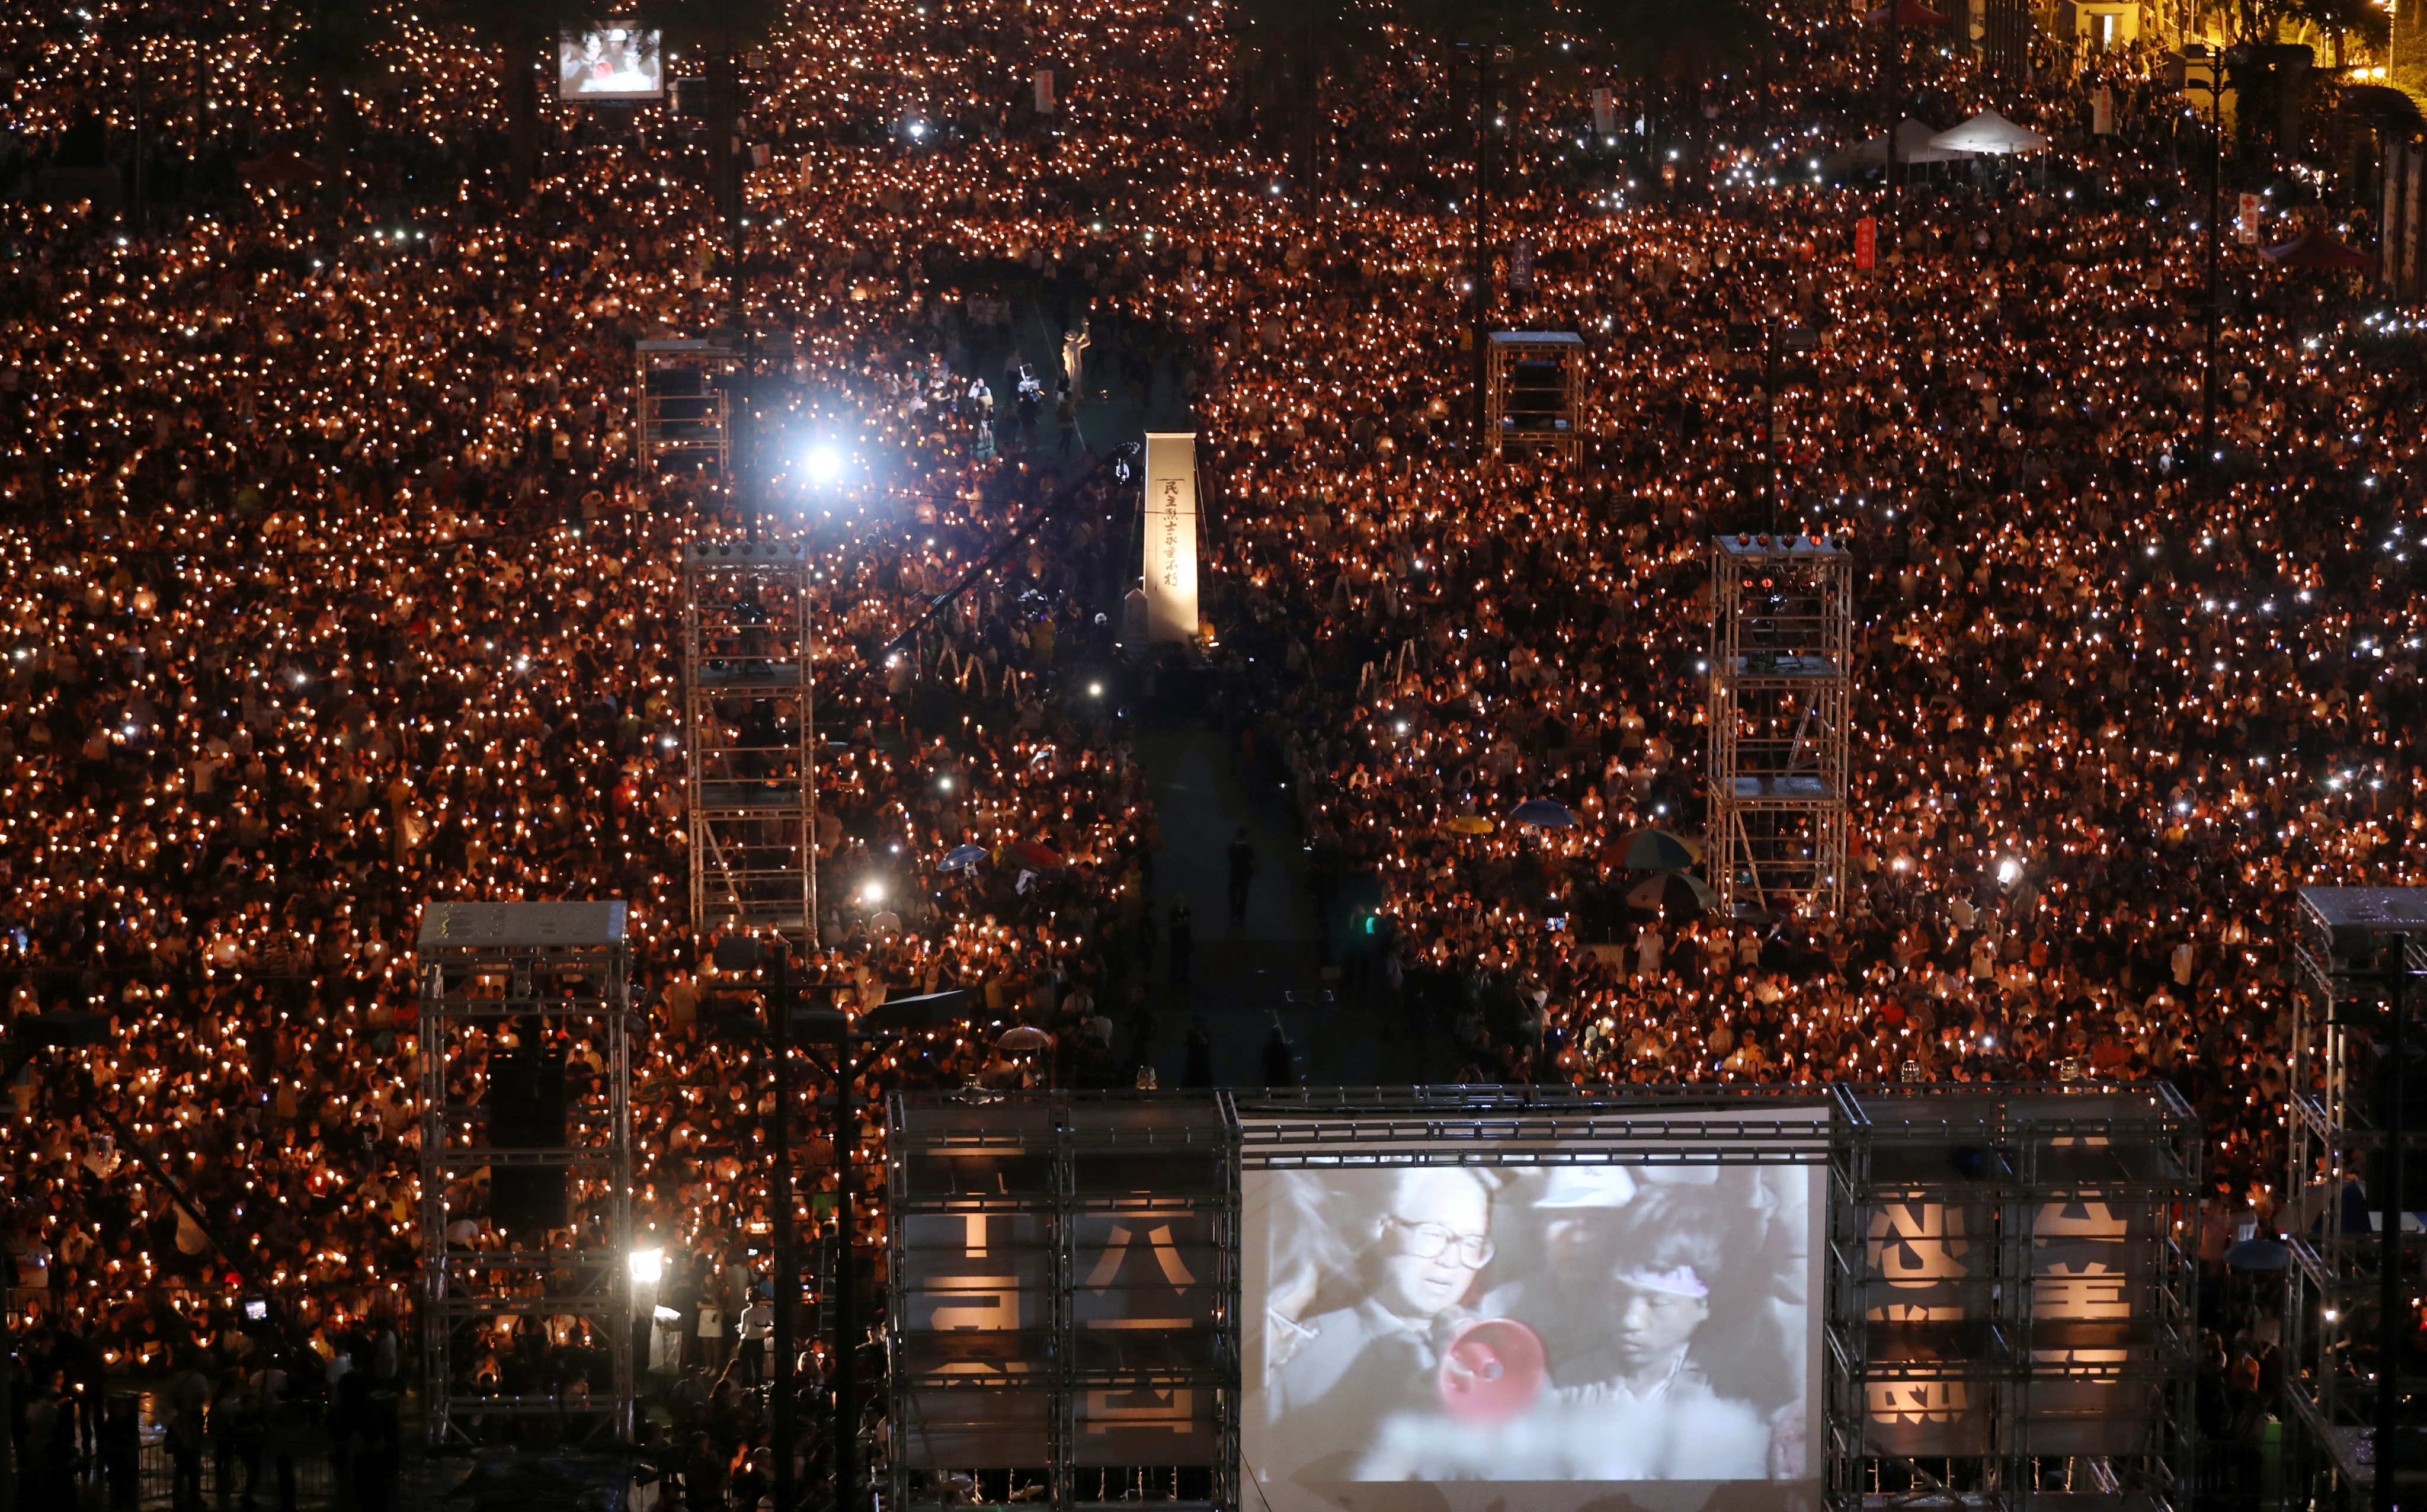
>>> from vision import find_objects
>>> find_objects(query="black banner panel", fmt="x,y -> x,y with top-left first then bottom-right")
888,1094 -> 1239,1508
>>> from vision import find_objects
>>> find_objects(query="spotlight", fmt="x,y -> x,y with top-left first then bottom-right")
806,444 -> 846,487
628,1248 -> 664,1285
1996,858 -> 2022,886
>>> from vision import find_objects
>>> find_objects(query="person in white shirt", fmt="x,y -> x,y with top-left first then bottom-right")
737,1295 -> 774,1385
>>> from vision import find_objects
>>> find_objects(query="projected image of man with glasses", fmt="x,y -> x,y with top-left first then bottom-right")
1264,1168 -> 1497,1481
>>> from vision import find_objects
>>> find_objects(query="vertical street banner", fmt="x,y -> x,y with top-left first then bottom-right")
2237,192 -> 2262,245
1510,239 -> 1535,289
1855,216 -> 1878,270
1143,433 -> 1199,644
1033,69 -> 1055,114
1591,88 -> 1615,139
2091,85 -> 2113,136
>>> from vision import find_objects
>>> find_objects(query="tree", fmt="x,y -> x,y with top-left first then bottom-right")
1570,0 -> 1770,184
1224,0 -> 1383,194
445,0 -> 609,199
2269,0 -> 2388,69
638,0 -> 786,231
268,0 -> 395,172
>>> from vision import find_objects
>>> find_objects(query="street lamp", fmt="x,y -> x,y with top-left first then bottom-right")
708,935 -> 965,1512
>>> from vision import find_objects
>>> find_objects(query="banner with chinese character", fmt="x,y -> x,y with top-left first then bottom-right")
1855,216 -> 1878,270
1591,88 -> 1615,139
896,1210 -> 1056,1468
1033,68 -> 1055,114
1143,433 -> 1199,644
2092,85 -> 2113,135
2237,191 -> 2262,245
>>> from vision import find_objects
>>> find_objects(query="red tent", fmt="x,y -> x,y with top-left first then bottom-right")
1866,0 -> 1948,24
2260,229 -> 2374,270
238,151 -> 324,186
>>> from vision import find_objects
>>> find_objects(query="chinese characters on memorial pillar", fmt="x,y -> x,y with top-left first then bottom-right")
1143,433 -> 1200,645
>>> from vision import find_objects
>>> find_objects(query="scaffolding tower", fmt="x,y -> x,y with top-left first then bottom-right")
636,337 -> 740,473
415,900 -> 635,1448
1707,532 -> 1852,920
2285,888 -> 2427,1507
1484,331 -> 1583,462
684,537 -> 818,940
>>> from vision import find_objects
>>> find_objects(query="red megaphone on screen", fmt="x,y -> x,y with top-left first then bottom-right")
1436,1317 -> 1548,1423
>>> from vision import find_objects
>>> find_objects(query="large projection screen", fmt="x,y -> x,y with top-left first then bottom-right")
558,25 -> 664,101
1243,1114 -> 1823,1512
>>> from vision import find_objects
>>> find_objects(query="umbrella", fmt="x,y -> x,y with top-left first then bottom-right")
1929,111 -> 2049,155
938,844 -> 988,873
1002,837 -> 1066,871
995,1026 -> 1054,1052
1444,815 -> 1496,836
1865,0 -> 1946,24
1617,829 -> 1701,871
1626,872 -> 1720,914
1846,120 -> 1971,166
2260,229 -> 2374,270
239,150 -> 324,185
1508,798 -> 1577,829
2223,1236 -> 2290,1271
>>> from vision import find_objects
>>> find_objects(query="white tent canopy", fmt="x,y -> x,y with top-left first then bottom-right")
1929,110 -> 2050,155
1846,118 -> 1973,165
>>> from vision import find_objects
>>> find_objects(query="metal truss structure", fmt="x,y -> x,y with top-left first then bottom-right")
636,337 -> 739,473
684,538 -> 818,941
1826,1084 -> 2201,1512
1484,331 -> 1583,462
1707,532 -> 1852,921
415,901 -> 635,1449
2285,888 -> 2427,1508
1232,1082 -> 1839,1167
889,1093 -> 1241,1512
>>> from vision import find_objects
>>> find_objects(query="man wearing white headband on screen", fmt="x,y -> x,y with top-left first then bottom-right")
1557,1193 -> 1771,1481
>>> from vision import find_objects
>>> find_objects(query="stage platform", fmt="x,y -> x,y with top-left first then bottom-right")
885,1084 -> 2198,1512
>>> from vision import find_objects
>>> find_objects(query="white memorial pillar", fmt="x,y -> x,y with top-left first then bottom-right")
1142,432 -> 1199,644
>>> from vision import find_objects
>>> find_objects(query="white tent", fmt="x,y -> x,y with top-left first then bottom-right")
1846,118 -> 1973,165
1929,110 -> 2050,155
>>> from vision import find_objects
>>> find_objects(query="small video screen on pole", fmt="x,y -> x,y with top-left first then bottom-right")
557,24 -> 664,101
1243,1159 -> 1820,1512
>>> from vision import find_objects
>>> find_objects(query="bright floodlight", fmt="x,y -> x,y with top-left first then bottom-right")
806,444 -> 846,486
1996,857 -> 2022,886
629,1247 -> 664,1285
862,880 -> 886,905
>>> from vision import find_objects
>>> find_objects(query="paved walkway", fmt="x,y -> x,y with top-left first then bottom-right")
1133,722 -> 1450,1087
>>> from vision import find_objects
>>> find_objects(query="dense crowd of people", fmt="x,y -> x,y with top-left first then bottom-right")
0,0 -> 2418,1500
